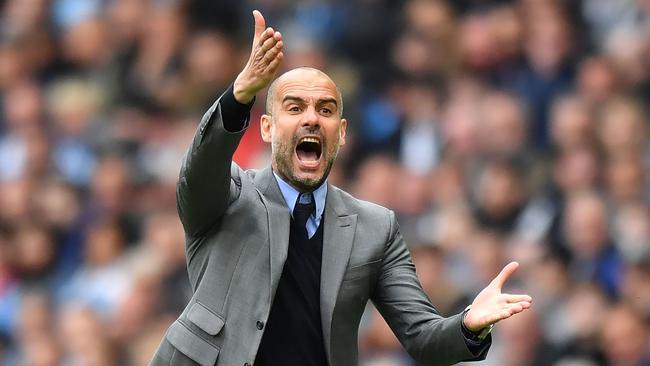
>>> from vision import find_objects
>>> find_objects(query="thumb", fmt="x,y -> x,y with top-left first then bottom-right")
252,10 -> 266,43
490,261 -> 519,290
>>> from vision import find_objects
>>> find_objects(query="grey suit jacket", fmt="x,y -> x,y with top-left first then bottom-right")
149,93 -> 489,366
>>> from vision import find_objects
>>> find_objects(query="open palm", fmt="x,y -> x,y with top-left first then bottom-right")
463,262 -> 533,332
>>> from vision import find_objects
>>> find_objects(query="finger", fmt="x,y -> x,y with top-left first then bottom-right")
490,261 -> 519,290
504,294 -> 533,304
259,34 -> 280,53
262,41 -> 283,63
518,300 -> 532,309
484,310 -> 513,325
252,10 -> 266,42
493,304 -> 525,321
264,52 -> 283,74
504,303 -> 524,313
256,27 -> 275,49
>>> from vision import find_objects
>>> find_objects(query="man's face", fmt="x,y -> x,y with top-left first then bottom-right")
261,69 -> 347,192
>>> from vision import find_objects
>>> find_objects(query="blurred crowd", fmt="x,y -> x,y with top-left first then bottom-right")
0,0 -> 649,365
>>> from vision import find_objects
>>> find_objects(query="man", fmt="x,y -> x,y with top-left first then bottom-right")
150,10 -> 532,366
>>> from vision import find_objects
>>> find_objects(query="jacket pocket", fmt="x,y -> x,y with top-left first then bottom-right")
342,259 -> 382,282
166,321 -> 220,366
187,301 -> 225,335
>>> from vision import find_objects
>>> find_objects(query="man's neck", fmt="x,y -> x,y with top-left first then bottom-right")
272,170 -> 328,222
271,168 -> 325,193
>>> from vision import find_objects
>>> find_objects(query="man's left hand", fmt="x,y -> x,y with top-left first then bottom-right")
463,262 -> 533,332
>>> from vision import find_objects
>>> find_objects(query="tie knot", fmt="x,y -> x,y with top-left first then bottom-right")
293,193 -> 315,229
297,193 -> 313,205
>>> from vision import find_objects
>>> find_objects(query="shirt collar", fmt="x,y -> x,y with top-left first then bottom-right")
273,172 -> 327,221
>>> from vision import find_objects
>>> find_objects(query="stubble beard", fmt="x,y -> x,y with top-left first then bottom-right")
271,134 -> 339,192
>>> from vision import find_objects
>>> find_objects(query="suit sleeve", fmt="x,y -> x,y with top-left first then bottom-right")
176,85 -> 253,238
370,210 -> 490,365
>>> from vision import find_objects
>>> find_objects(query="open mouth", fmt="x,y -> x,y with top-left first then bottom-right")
296,136 -> 322,164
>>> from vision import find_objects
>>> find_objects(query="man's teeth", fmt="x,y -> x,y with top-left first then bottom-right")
300,137 -> 320,144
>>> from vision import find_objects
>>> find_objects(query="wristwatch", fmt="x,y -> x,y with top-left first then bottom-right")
462,305 -> 493,341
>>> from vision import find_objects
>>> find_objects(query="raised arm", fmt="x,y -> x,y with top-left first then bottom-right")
177,10 -> 284,237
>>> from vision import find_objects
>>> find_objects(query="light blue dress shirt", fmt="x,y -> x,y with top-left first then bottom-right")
273,173 -> 327,238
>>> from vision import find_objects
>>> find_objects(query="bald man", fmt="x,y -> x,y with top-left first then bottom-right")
149,10 -> 532,366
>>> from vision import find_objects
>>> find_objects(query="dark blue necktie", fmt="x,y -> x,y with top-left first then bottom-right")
293,193 -> 315,238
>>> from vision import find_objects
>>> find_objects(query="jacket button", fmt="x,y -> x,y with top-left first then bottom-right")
256,321 -> 264,330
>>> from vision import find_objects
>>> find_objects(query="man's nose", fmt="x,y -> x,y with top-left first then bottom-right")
300,106 -> 320,127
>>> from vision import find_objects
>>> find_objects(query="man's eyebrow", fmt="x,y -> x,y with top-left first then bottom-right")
282,95 -> 306,104
317,98 -> 338,107
282,96 -> 338,107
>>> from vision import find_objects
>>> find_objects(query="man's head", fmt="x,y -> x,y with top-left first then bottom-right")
261,67 -> 347,192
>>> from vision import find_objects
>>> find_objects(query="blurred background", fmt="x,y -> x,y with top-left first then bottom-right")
0,0 -> 649,365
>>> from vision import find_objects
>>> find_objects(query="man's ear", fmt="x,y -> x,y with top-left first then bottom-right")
260,114 -> 272,143
339,118 -> 347,146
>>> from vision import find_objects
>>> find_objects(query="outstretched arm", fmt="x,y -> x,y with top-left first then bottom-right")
372,211 -> 532,365
372,211 -> 481,365
177,10 -> 284,237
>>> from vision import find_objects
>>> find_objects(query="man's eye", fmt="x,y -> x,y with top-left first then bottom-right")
321,108 -> 332,114
289,106 -> 301,112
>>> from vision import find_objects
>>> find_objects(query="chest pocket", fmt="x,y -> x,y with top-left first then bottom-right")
340,259 -> 382,305
342,259 -> 382,282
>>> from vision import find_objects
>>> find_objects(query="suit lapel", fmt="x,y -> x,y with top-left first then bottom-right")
321,186 -> 357,364
253,167 -> 291,303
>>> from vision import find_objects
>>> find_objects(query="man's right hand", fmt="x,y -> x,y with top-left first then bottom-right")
233,10 -> 284,104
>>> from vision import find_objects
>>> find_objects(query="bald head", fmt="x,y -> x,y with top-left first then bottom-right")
265,67 -> 343,117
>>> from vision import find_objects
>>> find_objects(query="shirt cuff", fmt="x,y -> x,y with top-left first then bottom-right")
220,84 -> 255,133
461,308 -> 492,356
